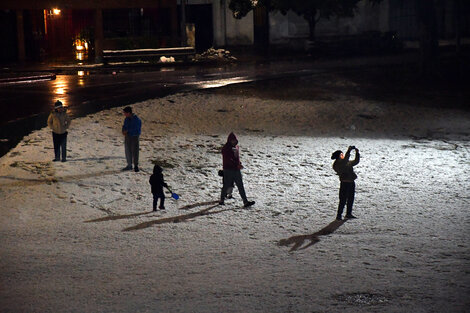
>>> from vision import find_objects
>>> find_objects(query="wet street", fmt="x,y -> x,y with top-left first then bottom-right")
0,52 -> 424,157
0,59 -> 328,157
1,62 -> 318,124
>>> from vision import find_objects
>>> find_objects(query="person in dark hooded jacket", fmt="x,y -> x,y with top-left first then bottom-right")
149,164 -> 168,211
218,169 -> 234,199
219,132 -> 255,207
331,146 -> 360,220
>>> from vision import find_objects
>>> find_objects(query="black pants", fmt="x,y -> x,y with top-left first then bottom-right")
220,169 -> 247,203
153,193 -> 165,209
52,132 -> 67,161
124,135 -> 139,168
337,181 -> 355,218
222,175 -> 234,199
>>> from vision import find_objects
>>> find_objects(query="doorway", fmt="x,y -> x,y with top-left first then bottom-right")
186,4 -> 213,51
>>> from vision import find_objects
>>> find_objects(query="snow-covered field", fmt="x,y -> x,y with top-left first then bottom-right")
1,75 -> 469,312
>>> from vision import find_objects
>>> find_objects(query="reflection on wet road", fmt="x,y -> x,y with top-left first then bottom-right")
0,60 -> 323,156
1,61 -> 322,124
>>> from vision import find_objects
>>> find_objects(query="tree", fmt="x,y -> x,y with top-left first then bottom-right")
229,0 -> 365,41
229,0 -> 444,77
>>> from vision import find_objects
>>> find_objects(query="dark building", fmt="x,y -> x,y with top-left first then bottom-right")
0,0 -> 179,63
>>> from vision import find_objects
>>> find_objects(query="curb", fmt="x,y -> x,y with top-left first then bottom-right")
0,73 -> 56,85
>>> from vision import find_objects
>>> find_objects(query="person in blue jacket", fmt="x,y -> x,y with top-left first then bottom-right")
122,106 -> 142,172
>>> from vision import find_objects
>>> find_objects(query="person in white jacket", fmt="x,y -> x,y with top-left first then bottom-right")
47,100 -> 71,162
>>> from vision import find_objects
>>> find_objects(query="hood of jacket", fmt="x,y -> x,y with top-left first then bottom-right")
226,132 -> 238,145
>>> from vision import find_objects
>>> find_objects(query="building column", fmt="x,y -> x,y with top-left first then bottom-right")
379,0 -> 390,33
16,10 -> 26,62
180,0 -> 187,46
94,8 -> 104,63
170,3 -> 178,46
213,0 -> 226,47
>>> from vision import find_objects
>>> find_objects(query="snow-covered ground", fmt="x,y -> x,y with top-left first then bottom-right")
1,74 -> 469,312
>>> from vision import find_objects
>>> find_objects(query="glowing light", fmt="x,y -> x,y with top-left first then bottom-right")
77,71 -> 88,87
195,77 -> 253,89
43,10 -> 48,34
76,52 -> 85,61
74,39 -> 88,52
51,76 -> 69,107
53,8 -> 61,15
74,38 -> 89,61
55,86 -> 65,95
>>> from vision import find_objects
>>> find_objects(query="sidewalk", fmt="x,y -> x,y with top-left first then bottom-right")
0,72 -> 56,84
2,36 -> 469,84
0,48 -> 419,84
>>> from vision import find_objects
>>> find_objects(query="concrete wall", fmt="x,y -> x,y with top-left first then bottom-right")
190,0 -> 393,48
211,0 -> 253,46
225,11 -> 253,45
269,0 -> 390,45
198,0 -> 253,47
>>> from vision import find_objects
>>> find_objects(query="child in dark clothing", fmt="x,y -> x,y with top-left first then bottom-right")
149,165 -> 168,211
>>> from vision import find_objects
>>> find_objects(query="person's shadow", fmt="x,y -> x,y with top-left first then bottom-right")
122,201 -> 244,232
84,201 -> 222,223
278,219 -> 346,252
65,156 -> 123,162
0,169 -> 124,187
85,211 -> 154,223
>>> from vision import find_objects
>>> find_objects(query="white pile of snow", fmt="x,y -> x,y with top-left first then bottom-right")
159,56 -> 176,63
193,48 -> 237,63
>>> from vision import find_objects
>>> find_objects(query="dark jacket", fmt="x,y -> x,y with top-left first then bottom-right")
149,172 -> 168,195
333,149 -> 360,182
222,132 -> 242,170
122,114 -> 142,136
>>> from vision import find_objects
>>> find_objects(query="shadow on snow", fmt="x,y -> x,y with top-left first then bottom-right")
278,219 -> 347,252
122,201 -> 242,232
0,167 -> 135,187
85,211 -> 154,223
85,200 -> 220,224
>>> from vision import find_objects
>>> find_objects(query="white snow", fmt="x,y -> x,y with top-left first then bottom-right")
1,76 -> 469,312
